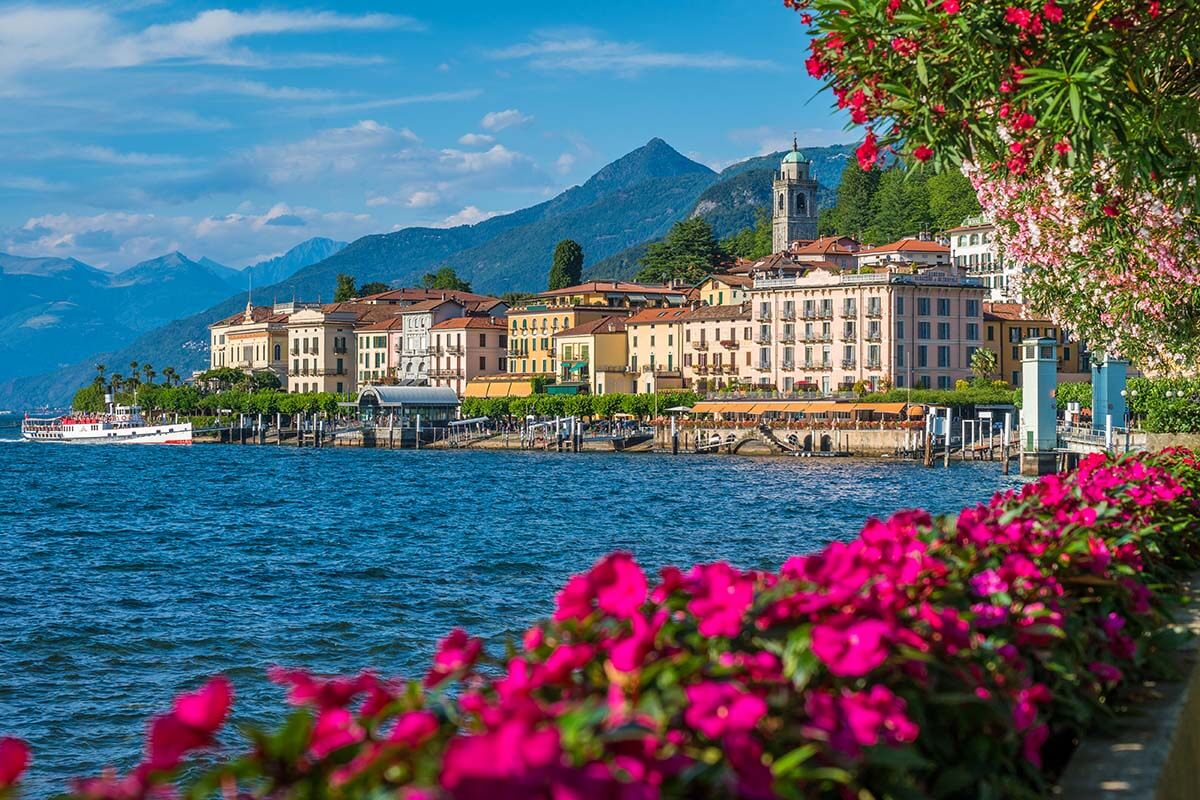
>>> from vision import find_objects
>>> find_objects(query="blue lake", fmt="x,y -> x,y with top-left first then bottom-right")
0,442 -> 1025,795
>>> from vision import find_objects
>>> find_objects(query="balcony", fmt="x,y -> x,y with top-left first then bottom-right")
693,340 -> 709,351
782,360 -> 796,371
802,310 -> 817,320
595,364 -> 627,373
779,332 -> 796,343
816,308 -> 834,319
867,331 -> 882,342
755,362 -> 771,372
841,359 -> 857,370
720,339 -> 739,350
723,363 -> 738,374
428,368 -> 460,379
781,309 -> 796,321
840,307 -> 858,318
754,335 -> 771,345
803,361 -> 815,370
290,347 -> 300,356
695,364 -> 710,375
842,329 -> 857,340
814,333 -> 833,343
817,361 -> 833,371
866,360 -> 882,370
439,345 -> 463,356
867,306 -> 883,319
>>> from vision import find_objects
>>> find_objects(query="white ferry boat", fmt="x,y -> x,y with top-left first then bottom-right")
21,402 -> 192,445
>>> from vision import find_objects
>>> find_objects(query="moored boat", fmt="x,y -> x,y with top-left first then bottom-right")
21,402 -> 192,445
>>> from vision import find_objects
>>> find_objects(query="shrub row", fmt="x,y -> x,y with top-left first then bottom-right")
460,391 -> 699,422
4,451 -> 1200,799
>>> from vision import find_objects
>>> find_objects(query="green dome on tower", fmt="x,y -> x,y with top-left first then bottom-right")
782,150 -> 804,164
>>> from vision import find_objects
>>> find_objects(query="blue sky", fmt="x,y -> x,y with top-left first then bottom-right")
0,1 -> 850,270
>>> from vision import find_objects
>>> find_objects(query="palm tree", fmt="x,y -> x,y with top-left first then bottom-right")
162,367 -> 177,386
970,347 -> 998,381
142,363 -> 155,384
108,373 -> 123,400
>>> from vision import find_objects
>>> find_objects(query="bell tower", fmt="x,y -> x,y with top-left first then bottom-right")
772,136 -> 819,253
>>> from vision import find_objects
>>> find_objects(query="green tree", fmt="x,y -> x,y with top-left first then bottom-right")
927,170 -> 982,231
547,240 -> 584,290
500,292 -> 535,308
970,347 -> 998,381
636,218 -> 730,284
828,159 -> 880,239
862,166 -> 930,245
334,274 -> 357,302
420,267 -> 472,292
359,281 -> 391,296
721,209 -> 772,261
72,384 -> 106,412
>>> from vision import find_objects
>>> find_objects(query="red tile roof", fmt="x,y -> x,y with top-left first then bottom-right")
398,298 -> 464,314
555,316 -> 629,337
537,281 -> 684,298
431,316 -> 508,330
792,236 -> 860,256
358,288 -> 498,304
858,238 -> 950,255
983,302 -> 1052,323
359,317 -> 406,332
705,273 -> 754,288
625,307 -> 691,325
209,305 -> 290,328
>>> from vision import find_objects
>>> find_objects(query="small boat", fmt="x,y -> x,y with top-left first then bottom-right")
21,403 -> 192,445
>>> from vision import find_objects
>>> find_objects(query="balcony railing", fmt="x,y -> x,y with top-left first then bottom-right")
867,307 -> 883,318
333,346 -> 346,355
755,362 -> 771,372
780,309 -> 796,320
841,307 -> 857,318
695,364 -> 710,374
439,345 -> 463,356
842,329 -> 857,340
782,360 -> 796,370
595,364 -> 627,373
867,331 -> 882,342
754,335 -> 771,345
779,331 -> 796,343
866,360 -> 882,369
720,339 -> 739,350
290,347 -> 300,356
841,359 -> 857,369
802,311 -> 817,320
817,308 -> 834,319
722,363 -> 738,374
814,333 -> 833,343
428,368 -> 460,379
693,340 -> 709,351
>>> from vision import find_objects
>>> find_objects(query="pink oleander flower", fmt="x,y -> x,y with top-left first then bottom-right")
683,682 -> 768,740
812,618 -> 891,676
268,667 -> 376,710
440,719 -> 562,799
537,642 -> 595,685
146,676 -> 233,770
425,628 -> 484,688
609,610 -> 666,673
592,552 -> 648,620
1023,723 -> 1049,767
0,737 -> 29,788
1086,537 -> 1112,574
309,708 -> 364,760
804,686 -> 918,758
970,568 -> 1008,597
388,711 -> 439,748
1089,661 -> 1124,685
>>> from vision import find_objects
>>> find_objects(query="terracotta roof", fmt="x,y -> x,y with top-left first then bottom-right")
209,305 -> 289,328
536,280 -> 685,298
466,299 -> 507,314
399,298 -> 465,314
431,316 -> 508,331
359,317 -> 406,332
945,222 -> 995,234
555,316 -> 628,337
729,253 -> 809,274
625,307 -> 691,325
791,236 -> 860,256
311,303 -> 406,324
680,303 -> 752,322
357,288 -> 498,304
983,302 -> 1051,323
704,274 -> 753,288
858,238 -> 950,255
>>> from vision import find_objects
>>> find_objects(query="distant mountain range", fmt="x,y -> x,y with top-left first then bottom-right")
0,138 -> 852,408
0,237 -> 345,385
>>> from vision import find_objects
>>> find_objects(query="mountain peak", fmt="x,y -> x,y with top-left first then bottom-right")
585,137 -> 713,191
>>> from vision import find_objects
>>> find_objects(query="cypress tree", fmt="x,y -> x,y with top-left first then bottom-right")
548,239 -> 584,290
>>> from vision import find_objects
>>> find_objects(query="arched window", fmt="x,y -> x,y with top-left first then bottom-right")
970,234 -> 979,245
778,193 -> 785,212
273,344 -> 281,360
795,193 -> 806,214
958,236 -> 966,246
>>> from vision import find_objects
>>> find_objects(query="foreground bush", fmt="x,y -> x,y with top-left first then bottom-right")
4,451 -> 1200,799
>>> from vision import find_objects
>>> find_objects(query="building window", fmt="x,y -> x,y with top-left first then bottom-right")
937,346 -> 950,368
917,345 -> 928,368
937,298 -> 951,316
965,299 -> 979,316
896,296 -> 905,314
917,297 -> 930,316
966,323 -> 979,340
937,375 -> 951,389
918,322 -> 931,340
937,322 -> 951,340
896,345 -> 905,367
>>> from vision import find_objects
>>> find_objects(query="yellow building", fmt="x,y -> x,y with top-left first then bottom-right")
208,301 -> 294,382
626,307 -> 689,394
698,274 -> 753,307
982,302 -> 1088,386
505,281 -> 689,377
553,316 -> 633,395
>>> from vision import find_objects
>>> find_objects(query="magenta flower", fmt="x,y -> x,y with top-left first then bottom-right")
1088,661 -> 1124,685
308,708 -> 364,760
146,676 -> 234,770
608,611 -> 665,673
0,738 -> 29,788
268,667 -> 375,710
425,628 -> 484,688
553,573 -> 594,622
970,569 -> 1008,597
687,562 -> 755,638
812,619 -> 891,677
591,552 -> 648,620
440,720 -> 562,799
683,682 -> 767,740
388,711 -> 439,748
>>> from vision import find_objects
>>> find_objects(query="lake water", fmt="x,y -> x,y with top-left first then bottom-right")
0,442 -> 1025,795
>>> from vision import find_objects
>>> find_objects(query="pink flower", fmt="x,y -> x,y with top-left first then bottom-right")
1089,661 -> 1124,685
970,568 -> 1008,597
592,552 -> 648,620
537,642 -> 594,685
942,0 -> 961,13
309,708 -> 364,760
812,619 -> 890,676
1042,1 -> 1063,22
913,144 -> 934,162
1022,724 -> 1049,767
146,676 -> 233,770
268,667 -> 375,710
173,675 -> 233,733
425,628 -> 484,687
687,563 -> 754,638
804,686 -> 918,757
441,720 -> 562,799
554,574 -> 595,622
1086,537 -> 1112,574
857,132 -> 879,170
388,711 -> 439,748
683,682 -> 767,740
0,738 -> 29,788
609,611 -> 666,672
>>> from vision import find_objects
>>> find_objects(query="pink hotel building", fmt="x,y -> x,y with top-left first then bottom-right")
747,266 -> 988,393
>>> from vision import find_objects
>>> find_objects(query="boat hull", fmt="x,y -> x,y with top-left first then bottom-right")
21,422 -> 193,445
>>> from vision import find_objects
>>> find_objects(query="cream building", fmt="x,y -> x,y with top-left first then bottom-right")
208,301 -> 296,381
429,316 -> 510,397
680,303 -> 753,390
397,299 -> 468,385
948,216 -> 1021,302
698,274 -> 753,307
356,317 -> 404,387
553,316 -> 632,395
750,265 -> 987,393
626,307 -> 689,393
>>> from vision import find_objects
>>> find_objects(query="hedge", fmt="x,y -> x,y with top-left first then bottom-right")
5,450 -> 1200,799
460,391 -> 700,422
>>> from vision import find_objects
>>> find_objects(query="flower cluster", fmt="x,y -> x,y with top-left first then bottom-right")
6,451 -> 1200,799
787,0 -> 1200,370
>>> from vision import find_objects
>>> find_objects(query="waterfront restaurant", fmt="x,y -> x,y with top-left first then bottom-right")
354,385 -> 460,427
689,399 -> 914,427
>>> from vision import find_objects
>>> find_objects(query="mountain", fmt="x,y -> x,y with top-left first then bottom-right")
0,139 -> 852,408
242,237 -> 346,288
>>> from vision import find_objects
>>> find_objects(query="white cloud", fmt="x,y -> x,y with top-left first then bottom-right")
555,152 -> 577,175
439,206 -> 500,227
0,7 -> 420,82
184,79 -> 344,101
2,204 -> 377,270
28,145 -> 189,167
295,89 -> 482,116
489,29 -> 777,76
457,132 -> 495,147
405,191 -> 441,208
438,144 -> 533,174
480,109 -> 533,132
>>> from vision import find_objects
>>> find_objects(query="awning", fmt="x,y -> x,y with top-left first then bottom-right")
627,294 -> 648,303
866,402 -> 908,415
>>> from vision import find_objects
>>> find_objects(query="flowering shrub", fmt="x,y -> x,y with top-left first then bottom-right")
788,0 -> 1200,370
4,451 -> 1200,798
